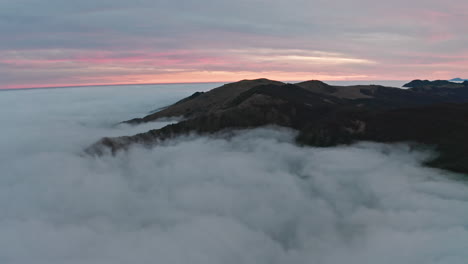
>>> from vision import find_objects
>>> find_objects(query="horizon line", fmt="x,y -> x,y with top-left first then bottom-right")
0,79 -> 412,91
0,81 -> 228,91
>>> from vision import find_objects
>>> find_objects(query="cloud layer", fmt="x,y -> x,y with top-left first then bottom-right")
1,0 -> 468,88
1,84 -> 468,263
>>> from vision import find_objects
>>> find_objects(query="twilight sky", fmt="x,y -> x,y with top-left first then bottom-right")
1,0 -> 467,89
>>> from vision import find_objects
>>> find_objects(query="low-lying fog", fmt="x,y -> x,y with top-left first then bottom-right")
1,83 -> 467,264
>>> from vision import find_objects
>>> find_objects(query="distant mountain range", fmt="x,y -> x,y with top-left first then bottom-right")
87,79 -> 468,174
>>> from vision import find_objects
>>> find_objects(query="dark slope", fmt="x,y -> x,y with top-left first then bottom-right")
296,80 -> 374,99
87,79 -> 468,174
297,103 -> 468,173
124,78 -> 284,124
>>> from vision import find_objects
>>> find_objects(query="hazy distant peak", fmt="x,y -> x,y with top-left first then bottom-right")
450,78 -> 468,82
232,78 -> 284,87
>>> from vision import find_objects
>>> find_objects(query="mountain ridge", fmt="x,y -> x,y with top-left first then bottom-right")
87,79 -> 468,174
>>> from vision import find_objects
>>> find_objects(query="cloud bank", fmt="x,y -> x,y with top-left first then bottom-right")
1,0 -> 468,88
1,85 -> 468,263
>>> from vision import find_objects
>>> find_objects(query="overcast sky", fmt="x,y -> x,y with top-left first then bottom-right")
1,0 -> 467,88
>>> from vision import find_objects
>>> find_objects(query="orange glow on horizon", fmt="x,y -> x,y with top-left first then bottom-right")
1,71 -> 378,89
2,47 -> 466,89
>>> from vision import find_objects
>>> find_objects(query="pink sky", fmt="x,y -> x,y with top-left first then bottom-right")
1,0 -> 467,89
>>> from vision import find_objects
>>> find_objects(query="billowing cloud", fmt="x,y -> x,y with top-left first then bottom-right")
1,84 -> 468,263
1,0 -> 467,88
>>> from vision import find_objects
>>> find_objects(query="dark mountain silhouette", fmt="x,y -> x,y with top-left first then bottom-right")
403,79 -> 466,89
87,79 -> 468,174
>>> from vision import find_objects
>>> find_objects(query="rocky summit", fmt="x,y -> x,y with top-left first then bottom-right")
87,79 -> 468,174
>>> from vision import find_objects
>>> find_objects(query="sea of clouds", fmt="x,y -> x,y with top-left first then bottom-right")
1,83 -> 468,264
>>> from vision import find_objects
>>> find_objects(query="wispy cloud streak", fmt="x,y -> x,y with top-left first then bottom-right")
1,0 -> 467,88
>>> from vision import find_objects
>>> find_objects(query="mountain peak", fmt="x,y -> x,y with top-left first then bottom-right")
297,80 -> 329,86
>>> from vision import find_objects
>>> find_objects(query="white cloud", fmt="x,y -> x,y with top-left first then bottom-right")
0,84 -> 467,263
